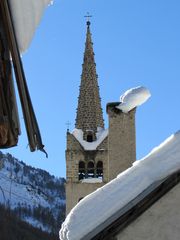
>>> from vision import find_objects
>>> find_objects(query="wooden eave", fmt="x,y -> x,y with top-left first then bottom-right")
0,0 -> 46,155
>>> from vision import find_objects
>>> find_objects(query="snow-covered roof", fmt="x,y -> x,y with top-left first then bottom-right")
117,86 -> 151,113
9,0 -> 53,53
72,128 -> 108,151
60,130 -> 180,240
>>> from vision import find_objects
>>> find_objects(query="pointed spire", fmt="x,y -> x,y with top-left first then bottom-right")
75,20 -> 104,140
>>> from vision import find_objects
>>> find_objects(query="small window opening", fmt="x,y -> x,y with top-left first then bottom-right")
79,161 -> 85,180
97,161 -> 103,178
87,161 -> 95,178
87,134 -> 93,142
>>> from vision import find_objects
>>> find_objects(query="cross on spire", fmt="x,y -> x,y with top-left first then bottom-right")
84,12 -> 92,25
66,121 -> 71,132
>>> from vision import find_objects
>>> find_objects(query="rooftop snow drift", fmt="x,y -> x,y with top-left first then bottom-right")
117,86 -> 151,113
60,130 -> 180,240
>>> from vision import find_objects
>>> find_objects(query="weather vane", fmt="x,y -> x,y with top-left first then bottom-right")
84,12 -> 92,25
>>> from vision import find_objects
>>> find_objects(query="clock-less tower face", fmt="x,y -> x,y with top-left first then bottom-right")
65,130 -> 108,215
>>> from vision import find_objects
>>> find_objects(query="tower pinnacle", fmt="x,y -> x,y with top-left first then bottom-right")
84,12 -> 92,25
75,20 -> 104,141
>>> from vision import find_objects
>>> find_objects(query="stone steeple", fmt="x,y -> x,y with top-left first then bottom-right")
75,20 -> 104,140
66,20 -> 137,215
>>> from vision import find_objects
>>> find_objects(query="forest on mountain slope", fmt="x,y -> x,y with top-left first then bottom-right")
0,152 -> 66,237
0,204 -> 58,240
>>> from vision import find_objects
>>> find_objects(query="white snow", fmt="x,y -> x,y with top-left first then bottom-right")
59,130 -> 180,240
23,216 -> 51,233
8,0 -> 53,53
72,128 -> 108,150
117,86 -> 151,113
0,165 -> 49,209
0,157 -> 64,209
81,178 -> 102,183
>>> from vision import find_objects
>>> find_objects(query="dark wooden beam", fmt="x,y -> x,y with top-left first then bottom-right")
0,5 -> 20,147
0,0 -> 46,155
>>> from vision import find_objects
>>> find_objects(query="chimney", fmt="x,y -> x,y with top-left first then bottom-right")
107,102 -> 136,181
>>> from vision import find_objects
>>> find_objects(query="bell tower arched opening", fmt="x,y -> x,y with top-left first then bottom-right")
78,161 -> 86,180
97,161 -> 103,178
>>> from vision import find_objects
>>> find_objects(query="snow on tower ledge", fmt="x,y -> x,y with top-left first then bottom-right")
117,86 -> 151,113
60,130 -> 180,240
72,128 -> 108,151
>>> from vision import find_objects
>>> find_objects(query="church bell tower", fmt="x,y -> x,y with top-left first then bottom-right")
66,20 -> 109,214
65,19 -> 136,215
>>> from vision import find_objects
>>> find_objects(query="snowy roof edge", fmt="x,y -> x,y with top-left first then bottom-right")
81,170 -> 180,240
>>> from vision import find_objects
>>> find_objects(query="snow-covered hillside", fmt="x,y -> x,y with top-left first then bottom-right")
0,152 -> 65,234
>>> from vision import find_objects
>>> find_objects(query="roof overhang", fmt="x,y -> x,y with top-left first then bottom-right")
81,169 -> 180,240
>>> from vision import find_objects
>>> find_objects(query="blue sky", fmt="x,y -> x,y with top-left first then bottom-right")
4,0 -> 180,177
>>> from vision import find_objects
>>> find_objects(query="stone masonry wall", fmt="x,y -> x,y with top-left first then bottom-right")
107,103 -> 136,181
66,182 -> 105,215
66,132 -> 108,214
